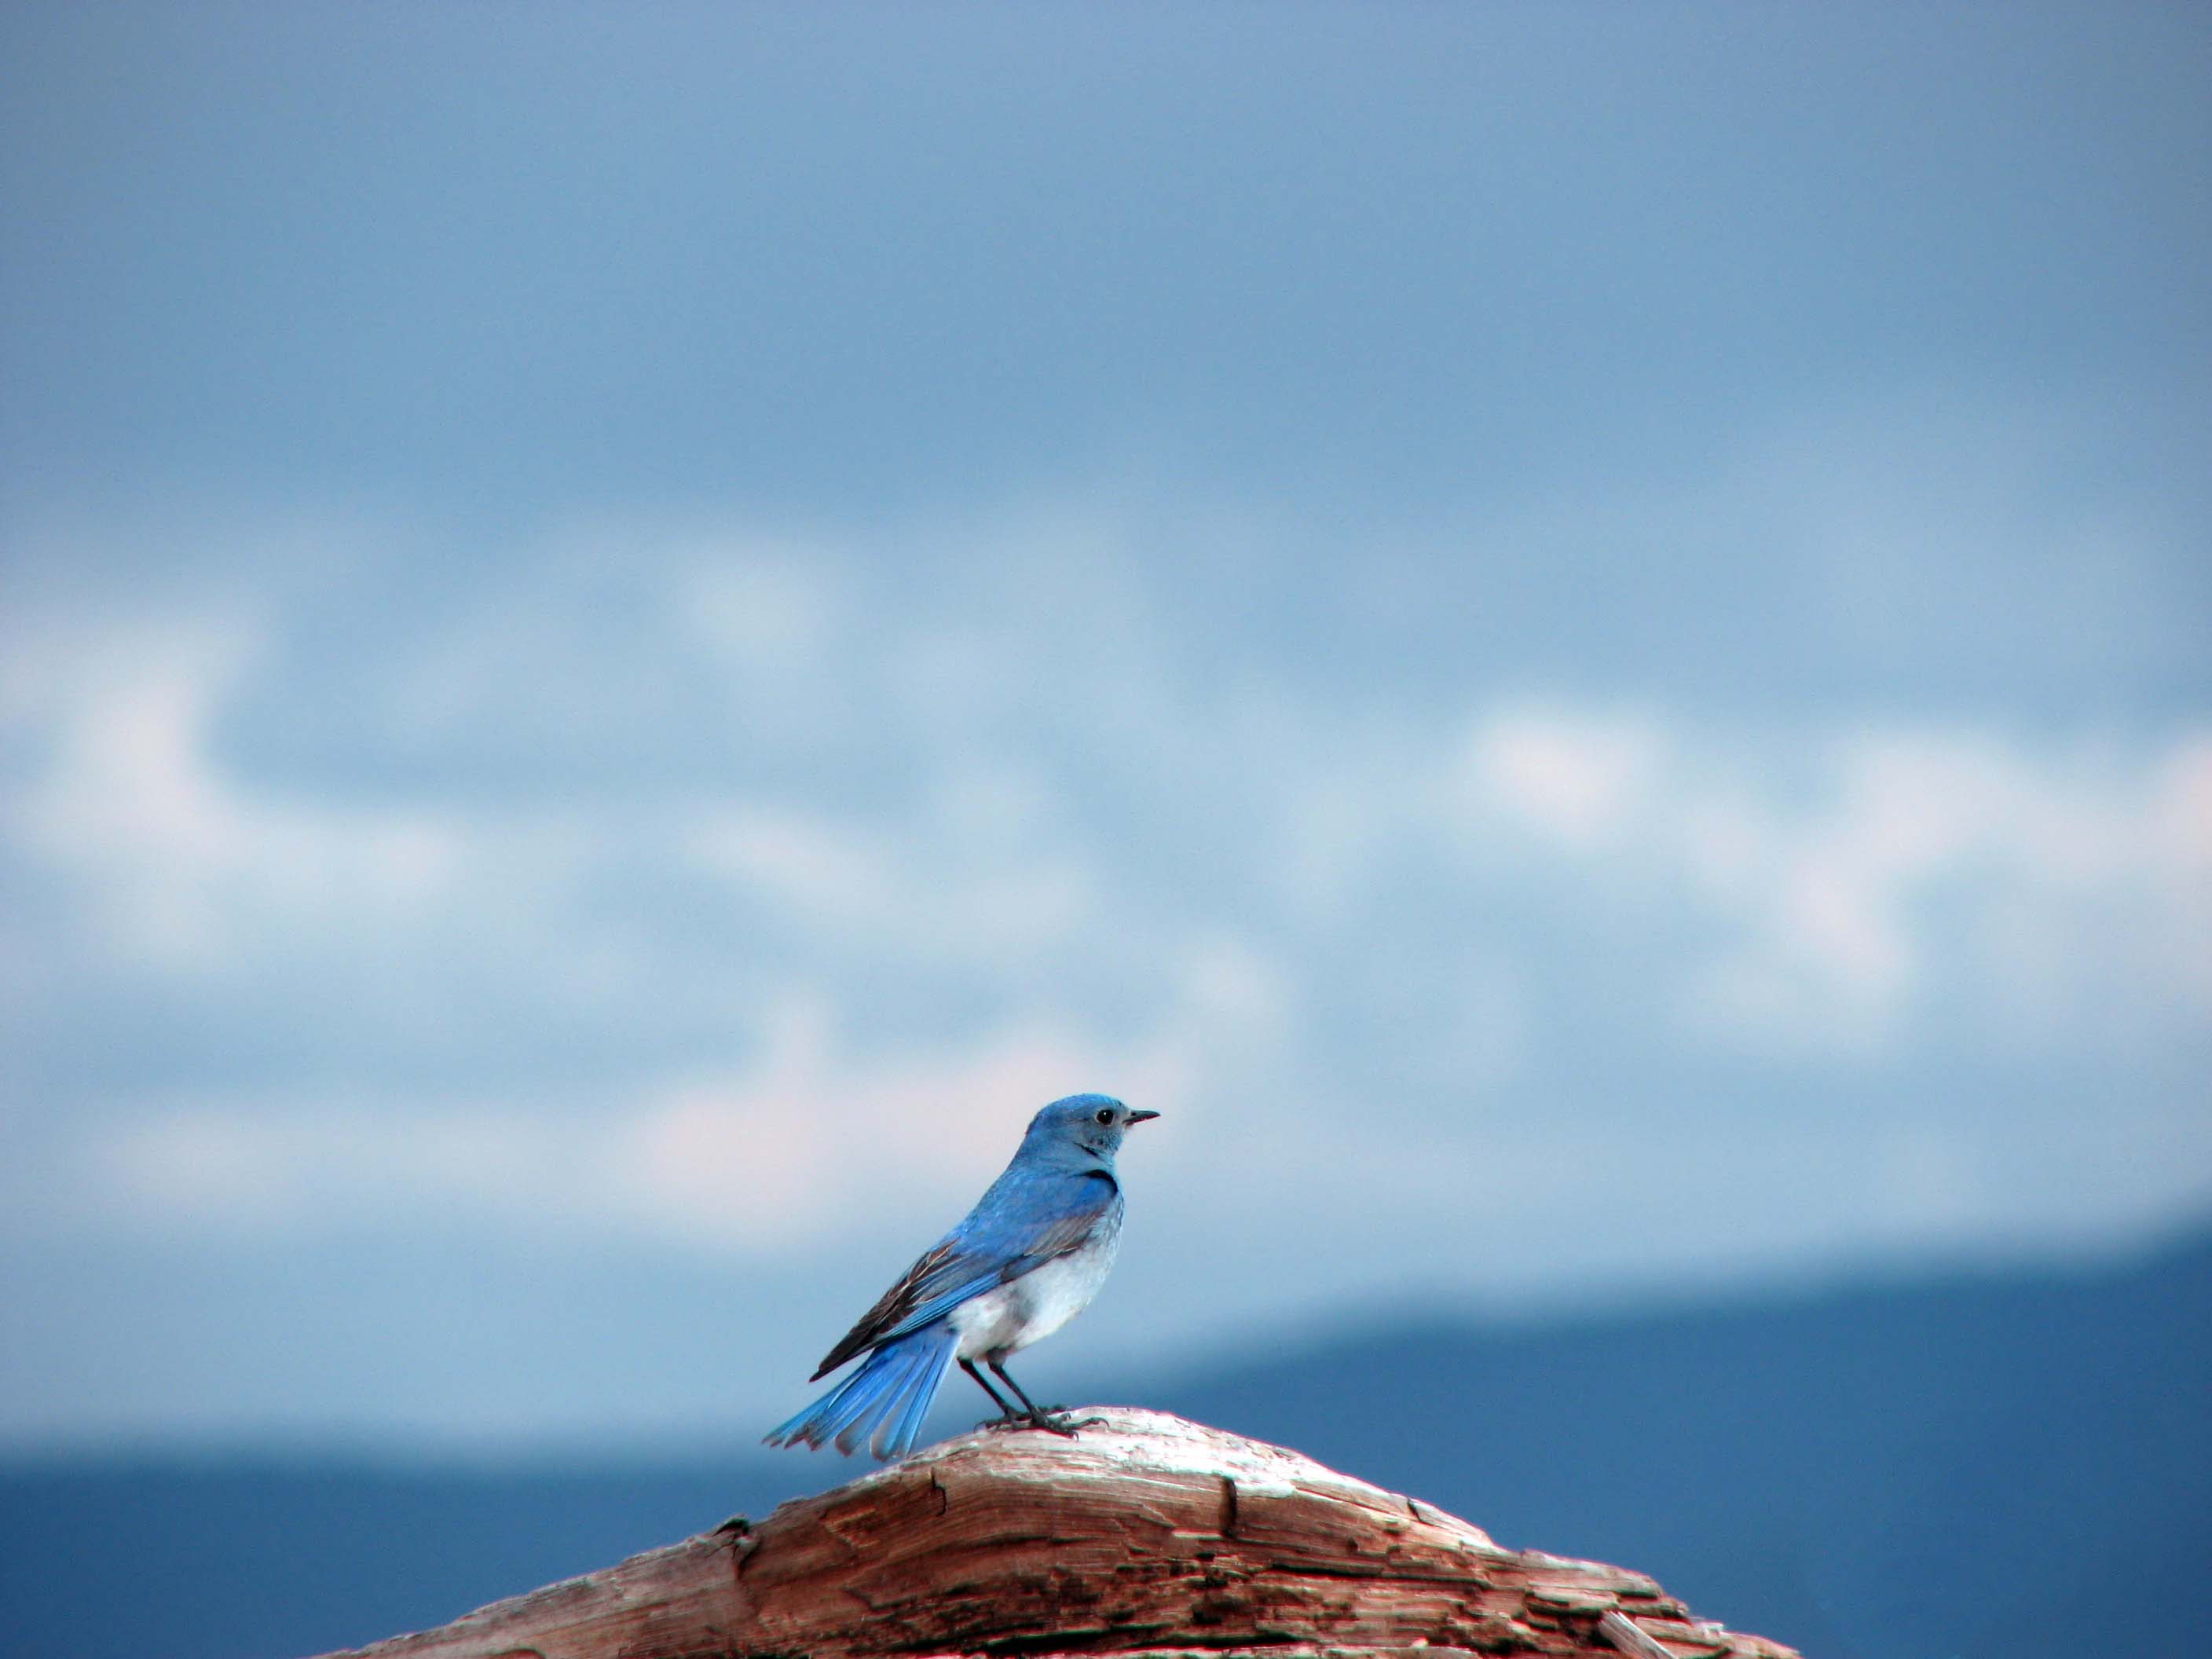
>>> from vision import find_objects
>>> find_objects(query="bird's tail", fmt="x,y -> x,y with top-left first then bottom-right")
763,1324 -> 958,1461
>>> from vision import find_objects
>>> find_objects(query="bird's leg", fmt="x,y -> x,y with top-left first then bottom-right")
988,1359 -> 1100,1435
961,1358 -> 1024,1428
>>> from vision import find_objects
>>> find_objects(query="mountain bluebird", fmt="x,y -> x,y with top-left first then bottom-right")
764,1093 -> 1159,1461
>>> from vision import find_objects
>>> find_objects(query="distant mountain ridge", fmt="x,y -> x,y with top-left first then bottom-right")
1146,1229 -> 2212,1659
3,1231 -> 2203,1659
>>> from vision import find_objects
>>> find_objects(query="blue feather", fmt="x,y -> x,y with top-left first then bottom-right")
764,1324 -> 955,1458
827,1341 -> 923,1456
880,1335 -> 950,1458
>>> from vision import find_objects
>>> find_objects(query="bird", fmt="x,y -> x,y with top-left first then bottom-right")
764,1093 -> 1159,1461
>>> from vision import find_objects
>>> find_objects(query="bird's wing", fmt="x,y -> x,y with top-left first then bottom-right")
810,1171 -> 1117,1379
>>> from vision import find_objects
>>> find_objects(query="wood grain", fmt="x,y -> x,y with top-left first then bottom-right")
311,1409 -> 1798,1659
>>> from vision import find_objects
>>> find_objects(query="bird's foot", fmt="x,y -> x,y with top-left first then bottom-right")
1023,1409 -> 1101,1437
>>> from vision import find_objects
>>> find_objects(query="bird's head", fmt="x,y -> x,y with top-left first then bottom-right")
1024,1093 -> 1160,1164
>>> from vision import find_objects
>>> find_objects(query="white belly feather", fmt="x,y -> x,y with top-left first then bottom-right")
948,1222 -> 1121,1361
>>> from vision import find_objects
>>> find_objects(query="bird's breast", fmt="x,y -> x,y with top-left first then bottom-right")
949,1218 -> 1122,1362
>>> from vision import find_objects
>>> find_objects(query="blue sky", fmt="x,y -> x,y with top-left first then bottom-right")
2,2 -> 2208,1448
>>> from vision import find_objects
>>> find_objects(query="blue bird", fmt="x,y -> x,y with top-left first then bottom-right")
764,1093 -> 1159,1461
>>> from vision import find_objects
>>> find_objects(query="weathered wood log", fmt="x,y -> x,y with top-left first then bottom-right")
313,1408 -> 1798,1659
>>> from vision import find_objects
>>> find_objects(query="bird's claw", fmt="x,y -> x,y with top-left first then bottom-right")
976,1409 -> 1098,1437
1027,1410 -> 1101,1437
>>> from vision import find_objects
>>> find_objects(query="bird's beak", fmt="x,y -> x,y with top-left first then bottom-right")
1126,1109 -> 1161,1125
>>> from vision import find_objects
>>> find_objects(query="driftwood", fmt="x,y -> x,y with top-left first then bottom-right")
313,1408 -> 1798,1659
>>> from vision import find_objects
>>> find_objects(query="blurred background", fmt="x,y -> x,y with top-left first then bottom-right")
2,5 -> 2207,1657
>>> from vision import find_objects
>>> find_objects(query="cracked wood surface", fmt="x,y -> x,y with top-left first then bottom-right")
312,1409 -> 1798,1659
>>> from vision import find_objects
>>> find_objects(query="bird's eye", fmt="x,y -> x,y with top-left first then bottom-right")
1094,1108 -> 1114,1125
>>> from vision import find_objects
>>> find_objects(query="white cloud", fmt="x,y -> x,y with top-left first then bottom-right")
683,807 -> 893,929
683,801 -> 1099,962
613,1011 -> 1196,1248
2,613 -> 471,967
1679,726 -> 2212,1052
1172,932 -> 1291,1038
679,544 -> 844,668
88,1005 -> 1202,1251
1460,706 -> 1671,853
1435,702 -> 2212,1055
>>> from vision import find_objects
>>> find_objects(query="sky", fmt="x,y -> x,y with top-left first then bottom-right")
2,2 -> 2208,1451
